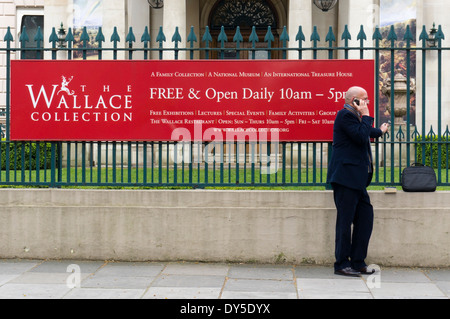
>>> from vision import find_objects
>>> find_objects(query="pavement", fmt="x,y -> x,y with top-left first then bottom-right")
0,259 -> 448,299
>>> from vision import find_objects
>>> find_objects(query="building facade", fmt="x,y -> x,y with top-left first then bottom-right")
0,0 -> 449,134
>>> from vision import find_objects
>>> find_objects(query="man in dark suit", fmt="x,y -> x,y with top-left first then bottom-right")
327,86 -> 389,277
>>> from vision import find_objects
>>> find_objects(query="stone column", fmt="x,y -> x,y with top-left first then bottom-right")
338,0 -> 379,59
126,0 -> 150,60
416,0 -> 450,133
44,0 -> 72,60
102,0 -> 127,60
163,0 -> 186,60
288,0 -> 312,60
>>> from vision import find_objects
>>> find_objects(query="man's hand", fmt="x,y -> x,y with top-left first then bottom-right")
380,122 -> 390,134
353,99 -> 370,117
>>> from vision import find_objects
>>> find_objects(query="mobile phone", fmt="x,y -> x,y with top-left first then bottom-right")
353,98 -> 360,106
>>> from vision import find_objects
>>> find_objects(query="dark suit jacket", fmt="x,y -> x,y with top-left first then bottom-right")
327,106 -> 383,191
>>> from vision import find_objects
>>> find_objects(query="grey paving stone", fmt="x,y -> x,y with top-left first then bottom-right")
297,278 -> 371,299
377,268 -> 432,283
151,274 -> 226,288
0,283 -> 71,299
434,281 -> 450,297
29,260 -> 104,274
224,278 -> 296,293
220,291 -> 298,299
63,288 -> 145,299
369,282 -> 447,299
8,272 -> 91,285
228,264 -> 294,280
424,268 -> 450,282
143,287 -> 222,299
0,260 -> 41,275
95,262 -> 165,277
81,275 -> 156,289
162,263 -> 229,276
295,265 -> 336,279
0,275 -> 19,286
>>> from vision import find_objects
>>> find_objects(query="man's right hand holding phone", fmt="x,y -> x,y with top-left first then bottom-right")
353,98 -> 370,117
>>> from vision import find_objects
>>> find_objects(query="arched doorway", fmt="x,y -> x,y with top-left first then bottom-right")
206,0 -> 283,59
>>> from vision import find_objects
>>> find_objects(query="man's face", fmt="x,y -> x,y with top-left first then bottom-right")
355,90 -> 369,105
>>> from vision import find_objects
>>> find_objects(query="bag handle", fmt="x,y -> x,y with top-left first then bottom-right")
411,163 -> 425,167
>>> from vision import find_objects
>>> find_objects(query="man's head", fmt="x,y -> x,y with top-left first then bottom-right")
345,86 -> 368,106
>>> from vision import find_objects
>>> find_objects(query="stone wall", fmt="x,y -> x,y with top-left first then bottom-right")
0,188 -> 448,267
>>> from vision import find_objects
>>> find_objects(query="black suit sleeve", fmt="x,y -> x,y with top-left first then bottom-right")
340,113 -> 374,146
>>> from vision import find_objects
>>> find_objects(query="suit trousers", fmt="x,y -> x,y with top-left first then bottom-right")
332,183 -> 374,271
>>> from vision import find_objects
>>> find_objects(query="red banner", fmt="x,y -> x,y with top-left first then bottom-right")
11,59 -> 374,142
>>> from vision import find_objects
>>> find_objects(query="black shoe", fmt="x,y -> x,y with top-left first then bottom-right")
334,267 -> 361,277
357,267 -> 376,275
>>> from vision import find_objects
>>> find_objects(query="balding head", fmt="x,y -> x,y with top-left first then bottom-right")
345,86 -> 368,104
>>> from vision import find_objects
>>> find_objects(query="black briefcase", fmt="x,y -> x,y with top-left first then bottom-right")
401,163 -> 437,192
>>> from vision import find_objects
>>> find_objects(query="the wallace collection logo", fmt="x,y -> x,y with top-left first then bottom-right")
58,76 -> 75,96
25,75 -> 133,123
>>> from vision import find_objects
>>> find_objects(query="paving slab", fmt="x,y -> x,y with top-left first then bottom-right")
297,277 -> 371,299
81,275 -> 156,289
0,260 -> 41,274
375,268 -> 431,283
93,262 -> 165,277
0,283 -> 71,299
224,278 -> 296,294
434,281 -> 450,297
0,260 -> 447,299
228,264 -> 294,280
295,265 -> 339,279
8,272 -> 90,285
162,263 -> 229,276
63,288 -> 145,299
220,290 -> 298,299
143,287 -> 222,299
151,274 -> 226,288
424,268 -> 450,281
28,260 -> 104,274
369,282 -> 447,299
